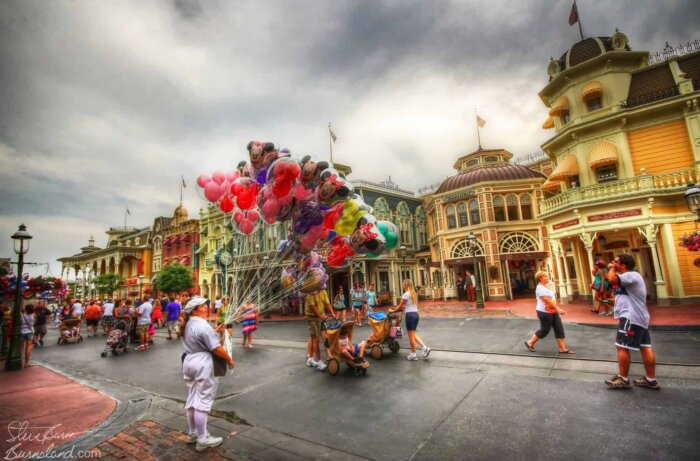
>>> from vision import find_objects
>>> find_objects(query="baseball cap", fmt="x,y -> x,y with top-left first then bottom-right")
184,297 -> 207,314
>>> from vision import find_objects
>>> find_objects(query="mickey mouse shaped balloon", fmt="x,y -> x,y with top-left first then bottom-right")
349,214 -> 386,255
315,168 -> 354,208
247,140 -> 280,184
293,156 -> 329,201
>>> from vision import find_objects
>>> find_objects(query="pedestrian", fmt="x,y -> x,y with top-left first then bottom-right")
305,288 -> 335,371
52,304 -> 62,327
333,286 -> 347,322
465,271 -> 475,302
524,272 -> 574,354
164,296 -> 182,340
389,279 -> 431,361
71,298 -> 84,323
135,296 -> 153,351
591,259 -> 613,316
213,296 -> 222,316
180,297 -> 234,452
21,304 -> 36,367
152,298 -> 164,329
456,274 -> 465,301
604,255 -> 660,390
102,298 -> 115,336
85,300 -> 102,338
237,299 -> 258,348
351,284 -> 364,327
365,282 -> 377,313
33,301 -> 49,347
59,303 -> 73,321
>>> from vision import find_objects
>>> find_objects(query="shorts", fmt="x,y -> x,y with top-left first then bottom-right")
136,325 -> 150,337
535,311 -> 565,339
306,316 -> 321,338
102,316 -> 113,327
405,312 -> 419,331
34,324 -> 47,336
167,320 -> 179,331
615,318 -> 652,351
21,333 -> 33,341
352,303 -> 363,310
87,319 -> 100,328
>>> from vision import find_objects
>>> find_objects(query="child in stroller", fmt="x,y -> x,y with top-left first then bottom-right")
58,318 -> 83,344
365,307 -> 402,360
101,320 -> 130,357
324,320 -> 369,376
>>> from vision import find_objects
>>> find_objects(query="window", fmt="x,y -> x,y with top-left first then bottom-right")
446,205 -> 457,229
561,110 -> 570,124
493,196 -> 506,222
520,194 -> 533,220
586,97 -> 602,112
506,195 -> 519,221
469,199 -> 481,225
597,166 -> 618,183
135,237 -> 141,245
569,175 -> 580,188
466,159 -> 478,168
485,156 -> 498,163
457,203 -> 468,227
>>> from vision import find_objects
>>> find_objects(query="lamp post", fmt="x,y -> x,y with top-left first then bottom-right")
686,183 -> 700,222
467,232 -> 484,309
5,224 -> 33,371
138,274 -> 144,299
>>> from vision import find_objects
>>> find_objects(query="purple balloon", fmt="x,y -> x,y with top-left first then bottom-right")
292,201 -> 324,235
256,169 -> 268,184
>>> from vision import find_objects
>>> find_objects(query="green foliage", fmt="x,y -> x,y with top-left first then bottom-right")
159,264 -> 194,294
94,274 -> 125,296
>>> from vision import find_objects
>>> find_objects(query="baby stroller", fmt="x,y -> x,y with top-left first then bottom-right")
365,307 -> 402,360
324,319 -> 369,377
101,320 -> 129,357
57,318 -> 83,344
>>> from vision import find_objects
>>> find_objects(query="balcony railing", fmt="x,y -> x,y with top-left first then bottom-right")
539,169 -> 697,217
647,40 -> 700,65
620,86 -> 679,110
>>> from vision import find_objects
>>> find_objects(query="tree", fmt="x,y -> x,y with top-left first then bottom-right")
159,264 -> 194,294
94,274 -> 126,297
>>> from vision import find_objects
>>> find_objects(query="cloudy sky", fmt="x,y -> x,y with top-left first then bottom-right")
0,0 -> 697,277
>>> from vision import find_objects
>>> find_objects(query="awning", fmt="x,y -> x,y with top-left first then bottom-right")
548,154 -> 579,181
588,141 -> 619,168
542,116 -> 554,129
582,80 -> 603,101
541,178 -> 561,190
548,95 -> 569,116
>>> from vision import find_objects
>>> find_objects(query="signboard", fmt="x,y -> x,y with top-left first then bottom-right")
444,190 -> 476,202
553,219 -> 579,230
588,209 -> 642,222
126,279 -> 138,285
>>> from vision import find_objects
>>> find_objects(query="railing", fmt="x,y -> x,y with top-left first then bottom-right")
513,151 -> 549,166
647,40 -> 700,65
352,179 -> 416,197
539,169 -> 697,217
620,86 -> 679,109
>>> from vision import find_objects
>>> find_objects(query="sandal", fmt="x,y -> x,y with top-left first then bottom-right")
524,341 -> 536,353
558,350 -> 575,355
136,345 -> 148,351
24,362 -> 36,368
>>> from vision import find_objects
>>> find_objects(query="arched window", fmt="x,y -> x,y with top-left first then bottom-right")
457,203 -> 468,227
446,205 -> 457,229
469,199 -> 481,225
506,195 -> 519,221
493,196 -> 506,222
499,232 -> 540,254
520,194 -> 533,220
450,238 -> 485,258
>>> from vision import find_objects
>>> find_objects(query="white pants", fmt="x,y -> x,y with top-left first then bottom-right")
183,352 -> 219,412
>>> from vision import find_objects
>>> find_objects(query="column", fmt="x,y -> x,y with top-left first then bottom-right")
551,240 -> 569,304
561,246 -> 574,300
647,239 -> 669,303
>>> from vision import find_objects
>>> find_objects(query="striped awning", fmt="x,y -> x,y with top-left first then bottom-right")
542,116 -> 554,129
549,154 -> 579,181
588,141 -> 619,168
548,95 -> 569,116
582,80 -> 603,101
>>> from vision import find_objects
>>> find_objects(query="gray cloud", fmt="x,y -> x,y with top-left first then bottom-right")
0,0 -> 697,275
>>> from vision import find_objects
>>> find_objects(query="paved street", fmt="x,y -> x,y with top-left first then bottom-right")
26,317 -> 700,460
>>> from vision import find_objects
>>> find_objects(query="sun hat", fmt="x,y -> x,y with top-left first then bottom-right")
184,297 -> 207,314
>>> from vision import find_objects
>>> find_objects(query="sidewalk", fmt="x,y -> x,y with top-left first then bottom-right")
0,363 -> 116,458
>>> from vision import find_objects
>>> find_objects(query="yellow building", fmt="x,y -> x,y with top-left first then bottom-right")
538,31 -> 699,303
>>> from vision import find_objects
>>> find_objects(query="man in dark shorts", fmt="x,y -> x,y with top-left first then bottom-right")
605,254 -> 660,390
33,301 -> 49,346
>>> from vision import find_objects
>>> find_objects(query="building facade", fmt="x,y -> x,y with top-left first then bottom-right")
538,31 -> 700,303
151,205 -> 200,295
424,148 -> 550,301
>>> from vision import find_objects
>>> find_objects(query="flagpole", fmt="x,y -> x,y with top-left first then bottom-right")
328,122 -> 334,164
180,175 -> 183,206
475,109 -> 482,150
125,205 -> 127,229
575,0 -> 584,40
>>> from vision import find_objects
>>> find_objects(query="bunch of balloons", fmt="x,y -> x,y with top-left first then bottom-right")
196,140 -> 400,296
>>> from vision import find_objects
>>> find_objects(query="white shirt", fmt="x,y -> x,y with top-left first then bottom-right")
137,302 -> 153,325
402,292 -> 418,313
72,302 -> 83,314
103,302 -> 115,316
470,275 -> 475,286
535,284 -> 556,313
214,299 -> 223,309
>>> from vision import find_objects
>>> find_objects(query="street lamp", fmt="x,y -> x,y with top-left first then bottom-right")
685,183 -> 700,222
467,232 -> 484,309
5,224 -> 33,371
138,274 -> 145,299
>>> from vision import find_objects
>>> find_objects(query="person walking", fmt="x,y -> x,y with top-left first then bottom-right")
164,297 -> 182,340
85,300 -> 102,338
365,282 -> 377,313
136,296 -> 153,351
237,299 -> 258,349
524,272 -> 574,354
102,298 -> 115,336
71,298 -> 84,323
152,298 -> 164,329
180,297 -> 234,452
456,275 -> 465,301
333,286 -> 347,322
389,279 -> 431,361
33,301 -> 49,347
305,288 -> 335,371
351,284 -> 364,327
20,304 -> 36,367
591,259 -> 613,316
604,255 -> 660,390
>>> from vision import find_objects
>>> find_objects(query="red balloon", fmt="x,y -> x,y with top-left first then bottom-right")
197,175 -> 211,188
219,195 -> 234,213
239,220 -> 254,235
233,211 -> 244,223
247,209 -> 260,222
204,181 -> 223,202
212,171 -> 225,184
323,204 -> 343,230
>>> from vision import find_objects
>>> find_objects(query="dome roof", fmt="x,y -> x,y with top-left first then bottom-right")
436,164 -> 546,194
173,205 -> 189,220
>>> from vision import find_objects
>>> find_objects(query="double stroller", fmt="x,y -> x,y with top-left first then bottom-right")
101,320 -> 130,357
365,308 -> 402,360
57,318 -> 83,344
324,319 -> 370,377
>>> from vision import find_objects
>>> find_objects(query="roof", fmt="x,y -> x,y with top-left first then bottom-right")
436,164 -> 545,194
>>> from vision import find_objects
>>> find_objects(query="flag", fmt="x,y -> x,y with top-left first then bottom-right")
182,176 -> 187,188
476,115 -> 486,128
126,206 -> 131,216
329,128 -> 337,143
568,1 -> 579,26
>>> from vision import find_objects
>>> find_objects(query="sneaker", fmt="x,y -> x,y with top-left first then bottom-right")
422,347 -> 431,359
316,361 -> 327,371
605,375 -> 631,389
407,353 -> 419,361
633,377 -> 661,390
306,357 -> 317,367
195,434 -> 223,452
186,432 -> 198,444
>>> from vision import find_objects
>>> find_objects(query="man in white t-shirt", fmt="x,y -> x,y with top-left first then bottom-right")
71,299 -> 84,322
213,296 -> 222,315
102,298 -> 115,336
136,296 -> 153,351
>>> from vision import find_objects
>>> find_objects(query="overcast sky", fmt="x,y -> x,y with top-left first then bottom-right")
0,0 -> 697,277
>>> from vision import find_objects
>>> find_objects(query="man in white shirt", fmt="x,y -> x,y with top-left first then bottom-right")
136,296 -> 153,351
102,298 -> 115,336
72,299 -> 84,322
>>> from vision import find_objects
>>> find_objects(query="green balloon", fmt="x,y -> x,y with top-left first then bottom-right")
366,252 -> 381,259
385,233 -> 398,249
